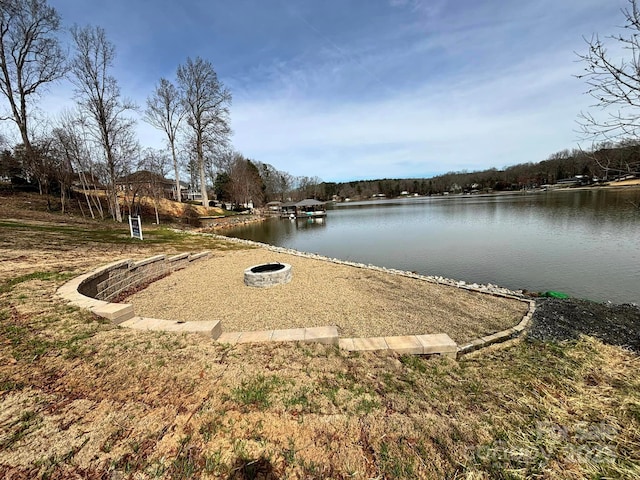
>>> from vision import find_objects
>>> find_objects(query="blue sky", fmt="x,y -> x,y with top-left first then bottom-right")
8,0 -> 632,181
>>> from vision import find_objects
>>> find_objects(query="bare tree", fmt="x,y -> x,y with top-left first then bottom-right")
277,171 -> 294,202
253,159 -> 293,202
53,110 -> 108,218
69,25 -> 136,222
295,175 -> 323,200
144,78 -> 184,202
176,56 -> 231,207
14,138 -> 53,194
48,128 -> 76,214
227,153 -> 264,208
52,111 -> 93,216
130,147 -> 170,223
577,0 -> 640,176
0,0 -> 67,189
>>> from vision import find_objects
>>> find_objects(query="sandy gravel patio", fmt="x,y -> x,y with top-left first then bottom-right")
128,249 -> 528,344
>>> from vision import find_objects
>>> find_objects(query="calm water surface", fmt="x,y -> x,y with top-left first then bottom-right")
225,189 -> 640,304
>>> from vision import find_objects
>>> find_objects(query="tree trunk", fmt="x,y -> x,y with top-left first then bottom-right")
107,155 -> 122,222
172,143 -> 181,203
154,198 -> 160,224
112,189 -> 122,222
60,185 -> 66,214
199,154 -> 208,207
79,172 -> 95,219
78,199 -> 86,219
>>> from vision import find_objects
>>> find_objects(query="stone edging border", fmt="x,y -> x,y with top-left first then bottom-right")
57,234 -> 536,358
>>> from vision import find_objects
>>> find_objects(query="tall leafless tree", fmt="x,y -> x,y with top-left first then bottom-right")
144,78 -> 185,202
577,0 -> 640,177
69,25 -> 136,222
138,147 -> 169,223
227,153 -> 264,208
52,110 -> 94,217
176,56 -> 231,207
0,0 -> 67,189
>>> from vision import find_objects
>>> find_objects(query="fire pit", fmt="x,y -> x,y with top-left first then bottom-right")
244,263 -> 292,287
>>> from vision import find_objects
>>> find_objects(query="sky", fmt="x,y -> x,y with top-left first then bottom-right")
2,0 -> 632,182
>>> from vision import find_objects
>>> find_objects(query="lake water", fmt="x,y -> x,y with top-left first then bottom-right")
224,189 -> 640,305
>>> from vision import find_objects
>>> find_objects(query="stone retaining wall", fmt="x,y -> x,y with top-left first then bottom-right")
57,252 -> 217,331
78,252 -> 209,302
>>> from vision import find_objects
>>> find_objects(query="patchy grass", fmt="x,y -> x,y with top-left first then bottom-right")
0,411 -> 42,451
0,220 -> 244,253
0,271 -> 76,294
230,374 -> 284,410
0,191 -> 639,479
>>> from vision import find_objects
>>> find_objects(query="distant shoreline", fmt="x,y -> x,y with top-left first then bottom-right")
332,180 -> 640,205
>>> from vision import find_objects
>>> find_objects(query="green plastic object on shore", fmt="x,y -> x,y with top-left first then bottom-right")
542,290 -> 570,299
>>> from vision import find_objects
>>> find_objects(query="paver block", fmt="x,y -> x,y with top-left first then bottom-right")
481,331 -> 510,344
120,316 -> 170,330
120,317 -> 222,338
338,338 -> 356,351
132,255 -> 166,268
351,337 -> 388,351
416,333 -> 457,354
304,326 -> 339,345
210,320 -> 222,339
384,335 -> 424,354
189,251 -> 211,261
92,303 -> 134,324
78,299 -> 109,310
163,320 -> 221,337
56,282 -> 80,296
119,317 -> 141,328
236,330 -> 274,343
217,331 -> 242,344
271,328 -> 306,342
168,253 -> 190,262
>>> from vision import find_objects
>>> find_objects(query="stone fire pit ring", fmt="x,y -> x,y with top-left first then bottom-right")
244,262 -> 292,287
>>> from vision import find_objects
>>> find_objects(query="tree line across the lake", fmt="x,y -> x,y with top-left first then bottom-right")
317,141 -> 640,201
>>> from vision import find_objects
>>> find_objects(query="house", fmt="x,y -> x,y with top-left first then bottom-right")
116,171 -> 175,199
556,175 -> 591,187
71,171 -> 103,189
184,187 -> 202,202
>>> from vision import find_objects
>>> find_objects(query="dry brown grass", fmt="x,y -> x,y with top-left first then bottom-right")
1,190 -> 639,479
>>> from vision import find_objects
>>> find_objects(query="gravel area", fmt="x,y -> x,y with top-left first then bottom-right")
528,298 -> 640,353
127,249 -> 529,344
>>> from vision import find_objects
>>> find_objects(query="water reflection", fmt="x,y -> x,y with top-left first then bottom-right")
294,216 -> 327,230
225,189 -> 640,304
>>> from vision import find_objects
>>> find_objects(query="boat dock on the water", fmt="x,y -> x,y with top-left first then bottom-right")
278,199 -> 327,218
